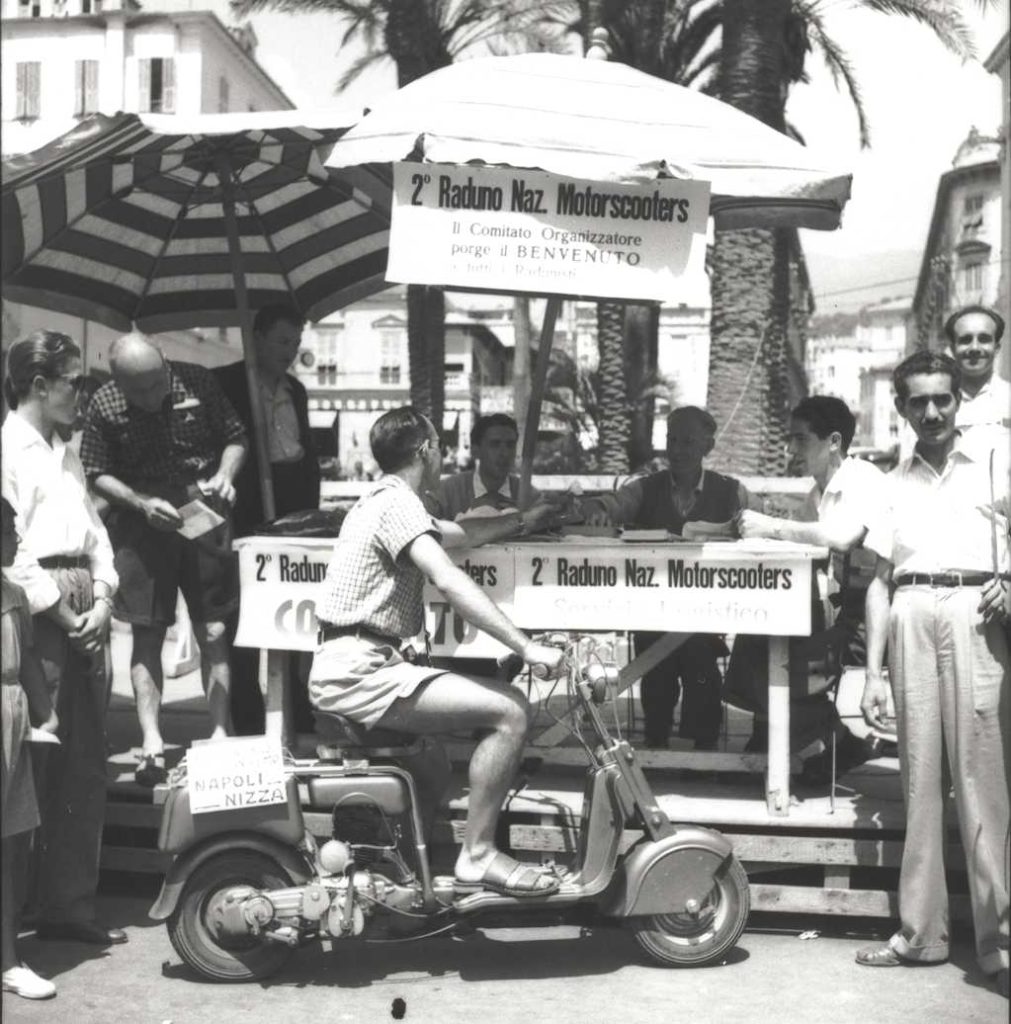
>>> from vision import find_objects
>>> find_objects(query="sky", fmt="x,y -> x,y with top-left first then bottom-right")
173,1 -> 1009,311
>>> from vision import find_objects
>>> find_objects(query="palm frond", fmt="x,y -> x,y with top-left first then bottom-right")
336,48 -> 389,91
854,0 -> 976,60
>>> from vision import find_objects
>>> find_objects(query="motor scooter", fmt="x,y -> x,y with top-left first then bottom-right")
149,634 -> 750,981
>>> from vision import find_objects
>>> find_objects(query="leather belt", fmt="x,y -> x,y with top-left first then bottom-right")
894,572 -> 1007,588
38,555 -> 89,569
317,623 -> 401,647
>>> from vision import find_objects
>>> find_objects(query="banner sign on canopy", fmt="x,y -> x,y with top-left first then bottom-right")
387,163 -> 710,302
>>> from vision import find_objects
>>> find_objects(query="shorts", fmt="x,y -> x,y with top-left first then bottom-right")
108,507 -> 239,628
309,636 -> 448,730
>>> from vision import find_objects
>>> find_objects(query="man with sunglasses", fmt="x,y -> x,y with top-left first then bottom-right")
944,305 -> 1009,439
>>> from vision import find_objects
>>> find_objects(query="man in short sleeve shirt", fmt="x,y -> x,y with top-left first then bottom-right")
734,396 -> 890,780
855,351 -> 1008,991
943,304 -> 1010,442
81,333 -> 246,785
310,407 -> 567,899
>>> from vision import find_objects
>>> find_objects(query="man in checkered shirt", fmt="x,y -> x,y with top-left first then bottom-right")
310,406 -> 567,898
81,333 -> 246,786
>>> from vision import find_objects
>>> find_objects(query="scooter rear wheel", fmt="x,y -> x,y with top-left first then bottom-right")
628,855 -> 750,967
167,851 -> 296,982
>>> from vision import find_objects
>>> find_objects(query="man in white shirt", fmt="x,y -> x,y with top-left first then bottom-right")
856,350 -> 1008,994
733,396 -> 891,780
944,304 -> 1010,438
2,330 -> 125,947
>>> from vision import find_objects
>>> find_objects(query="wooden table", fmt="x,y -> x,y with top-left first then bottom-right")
233,535 -> 826,816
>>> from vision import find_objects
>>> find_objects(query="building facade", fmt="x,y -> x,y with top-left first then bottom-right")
984,31 -> 1010,342
2,0 -> 292,158
908,129 -> 1004,367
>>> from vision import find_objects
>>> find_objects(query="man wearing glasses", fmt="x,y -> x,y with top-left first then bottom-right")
2,330 -> 124,947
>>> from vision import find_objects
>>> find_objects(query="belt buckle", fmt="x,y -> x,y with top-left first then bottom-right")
950,571 -> 963,587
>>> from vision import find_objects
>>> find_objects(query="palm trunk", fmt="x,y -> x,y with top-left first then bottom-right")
513,295 -> 533,451
596,301 -> 630,473
624,302 -> 659,468
707,0 -> 793,475
386,0 -> 452,436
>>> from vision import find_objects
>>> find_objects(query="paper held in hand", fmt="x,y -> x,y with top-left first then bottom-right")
176,498 -> 225,540
187,736 -> 287,814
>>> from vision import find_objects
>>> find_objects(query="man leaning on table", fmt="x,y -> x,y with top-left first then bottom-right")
732,394 -> 890,781
855,350 -> 1008,996
583,406 -> 748,750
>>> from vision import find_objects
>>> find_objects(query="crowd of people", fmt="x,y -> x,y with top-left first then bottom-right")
1,302 -> 1007,998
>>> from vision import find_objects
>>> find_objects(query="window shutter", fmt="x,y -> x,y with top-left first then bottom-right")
138,58 -> 151,112
162,58 -> 176,114
75,59 -> 84,116
21,63 -> 41,120
85,60 -> 99,113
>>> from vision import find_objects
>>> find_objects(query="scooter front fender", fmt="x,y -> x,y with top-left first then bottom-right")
599,826 -> 736,917
149,831 -> 314,921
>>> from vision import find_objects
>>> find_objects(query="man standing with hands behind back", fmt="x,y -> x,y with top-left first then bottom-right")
216,304 -> 320,736
856,350 -> 1008,995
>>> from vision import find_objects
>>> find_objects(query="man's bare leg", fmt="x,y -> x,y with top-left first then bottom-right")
376,672 -> 547,884
131,624 -> 168,757
191,619 -> 231,740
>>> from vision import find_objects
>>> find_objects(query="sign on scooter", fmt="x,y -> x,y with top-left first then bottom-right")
187,737 -> 287,814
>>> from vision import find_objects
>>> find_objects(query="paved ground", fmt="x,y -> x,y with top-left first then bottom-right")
3,883 -> 1006,1024
6,623 -> 1000,1022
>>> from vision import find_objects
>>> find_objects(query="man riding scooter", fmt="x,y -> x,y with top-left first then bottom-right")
308,406 -> 565,899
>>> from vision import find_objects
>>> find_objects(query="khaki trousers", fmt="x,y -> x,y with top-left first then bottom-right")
888,585 -> 1009,973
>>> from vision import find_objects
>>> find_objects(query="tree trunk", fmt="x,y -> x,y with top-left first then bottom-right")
624,302 -> 659,469
596,301 -> 630,473
385,0 -> 452,436
707,0 -> 793,476
406,284 -> 432,419
513,295 -> 532,451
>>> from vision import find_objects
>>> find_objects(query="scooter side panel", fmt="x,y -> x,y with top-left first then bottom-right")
149,831 -> 314,921
598,827 -> 736,917
157,776 -> 305,854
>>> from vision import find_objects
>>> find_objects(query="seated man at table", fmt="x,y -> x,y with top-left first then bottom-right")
426,413 -> 540,521
310,407 -> 566,897
583,406 -> 748,750
731,395 -> 890,781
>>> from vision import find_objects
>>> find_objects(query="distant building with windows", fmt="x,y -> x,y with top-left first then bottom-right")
1,0 -> 292,157
807,297 -> 909,451
908,129 -> 1003,361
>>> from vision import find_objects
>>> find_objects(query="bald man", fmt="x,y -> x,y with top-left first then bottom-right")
81,335 -> 247,785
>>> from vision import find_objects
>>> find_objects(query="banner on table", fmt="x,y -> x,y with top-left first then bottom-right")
234,539 -> 814,657
387,163 -> 710,302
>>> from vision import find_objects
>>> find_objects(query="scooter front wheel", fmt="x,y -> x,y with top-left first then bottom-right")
167,851 -> 296,982
628,855 -> 750,967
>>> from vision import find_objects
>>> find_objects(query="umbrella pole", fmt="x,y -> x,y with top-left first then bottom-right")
215,153 -> 276,523
518,295 -> 562,508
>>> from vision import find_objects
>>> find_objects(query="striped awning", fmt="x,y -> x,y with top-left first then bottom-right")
2,110 -> 393,333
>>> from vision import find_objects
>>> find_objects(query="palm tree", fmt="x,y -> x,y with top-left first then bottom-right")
706,0 -> 975,474
230,0 -> 547,432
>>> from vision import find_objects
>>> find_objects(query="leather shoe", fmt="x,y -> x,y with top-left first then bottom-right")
35,921 -> 128,946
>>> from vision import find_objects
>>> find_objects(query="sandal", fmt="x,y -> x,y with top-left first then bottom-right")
135,752 -> 167,788
454,852 -> 562,898
855,943 -> 945,967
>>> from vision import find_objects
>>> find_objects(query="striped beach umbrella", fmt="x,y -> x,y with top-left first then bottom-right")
2,109 -> 391,334
2,109 -> 392,517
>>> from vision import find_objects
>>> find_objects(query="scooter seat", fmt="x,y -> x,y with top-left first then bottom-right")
313,710 -> 417,750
